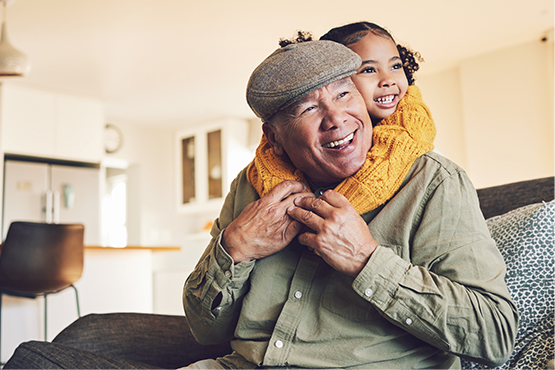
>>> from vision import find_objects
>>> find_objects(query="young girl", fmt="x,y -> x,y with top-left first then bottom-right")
320,22 -> 425,126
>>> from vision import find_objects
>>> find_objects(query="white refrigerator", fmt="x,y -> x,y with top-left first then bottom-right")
2,159 -> 101,245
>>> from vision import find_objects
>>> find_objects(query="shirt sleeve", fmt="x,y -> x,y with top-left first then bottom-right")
352,170 -> 519,367
183,176 -> 256,345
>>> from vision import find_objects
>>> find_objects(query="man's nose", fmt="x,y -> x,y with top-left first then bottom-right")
322,104 -> 347,130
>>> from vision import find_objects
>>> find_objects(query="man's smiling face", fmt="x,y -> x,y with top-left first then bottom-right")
263,77 -> 373,188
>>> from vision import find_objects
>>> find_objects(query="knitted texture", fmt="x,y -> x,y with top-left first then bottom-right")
247,85 -> 435,215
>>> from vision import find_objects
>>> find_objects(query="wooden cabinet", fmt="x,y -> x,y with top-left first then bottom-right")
0,83 -> 104,162
175,118 -> 253,213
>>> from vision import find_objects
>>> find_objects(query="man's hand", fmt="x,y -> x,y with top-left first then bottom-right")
222,180 -> 313,263
288,190 -> 379,277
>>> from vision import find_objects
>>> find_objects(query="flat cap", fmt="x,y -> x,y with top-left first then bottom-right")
246,40 -> 361,122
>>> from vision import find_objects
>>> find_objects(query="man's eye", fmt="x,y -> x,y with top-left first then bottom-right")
338,91 -> 349,99
301,106 -> 315,115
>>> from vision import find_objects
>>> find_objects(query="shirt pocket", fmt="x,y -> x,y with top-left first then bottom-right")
320,272 -> 384,323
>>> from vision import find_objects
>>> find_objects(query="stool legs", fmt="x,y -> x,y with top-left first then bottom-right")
71,285 -> 81,317
44,294 -> 48,341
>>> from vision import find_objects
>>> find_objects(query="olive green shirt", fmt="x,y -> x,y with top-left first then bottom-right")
183,152 -> 518,369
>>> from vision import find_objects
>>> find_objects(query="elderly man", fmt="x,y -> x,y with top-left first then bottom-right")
183,40 -> 517,369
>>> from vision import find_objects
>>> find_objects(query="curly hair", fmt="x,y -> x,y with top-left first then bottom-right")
320,22 -> 423,85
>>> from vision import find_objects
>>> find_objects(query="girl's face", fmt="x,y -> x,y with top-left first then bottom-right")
348,32 -> 409,125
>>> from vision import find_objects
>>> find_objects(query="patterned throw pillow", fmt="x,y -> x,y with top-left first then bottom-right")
461,200 -> 554,369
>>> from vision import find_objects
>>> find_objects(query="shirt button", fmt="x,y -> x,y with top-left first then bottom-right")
364,288 -> 373,297
275,340 -> 284,348
224,270 -> 232,278
294,291 -> 303,299
406,318 -> 413,325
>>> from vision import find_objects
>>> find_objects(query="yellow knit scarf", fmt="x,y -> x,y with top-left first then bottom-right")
246,85 -> 436,215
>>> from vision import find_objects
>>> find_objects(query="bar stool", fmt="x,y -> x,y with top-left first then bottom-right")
0,222 -> 84,362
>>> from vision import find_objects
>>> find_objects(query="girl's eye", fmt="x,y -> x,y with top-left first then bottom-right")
360,66 -> 376,74
392,63 -> 403,70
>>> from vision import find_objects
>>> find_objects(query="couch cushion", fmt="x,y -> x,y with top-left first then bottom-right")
52,313 -> 232,369
462,200 -> 554,369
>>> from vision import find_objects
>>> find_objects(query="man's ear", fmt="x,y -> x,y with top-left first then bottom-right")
262,123 -> 284,156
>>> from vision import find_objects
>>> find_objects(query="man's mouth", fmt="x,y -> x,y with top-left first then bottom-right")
322,132 -> 355,149
374,95 -> 395,104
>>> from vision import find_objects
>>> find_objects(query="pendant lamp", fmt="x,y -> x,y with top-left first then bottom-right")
0,0 -> 29,76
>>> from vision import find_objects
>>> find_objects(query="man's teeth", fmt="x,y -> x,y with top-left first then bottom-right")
375,95 -> 394,104
324,132 -> 354,148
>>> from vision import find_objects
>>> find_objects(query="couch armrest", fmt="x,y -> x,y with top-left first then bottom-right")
52,313 -> 232,369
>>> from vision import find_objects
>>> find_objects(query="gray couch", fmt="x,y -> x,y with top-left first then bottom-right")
5,177 -> 554,369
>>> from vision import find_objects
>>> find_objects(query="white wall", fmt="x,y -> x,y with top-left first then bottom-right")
112,122 -> 179,245
416,67 -> 466,168
418,36 -> 554,188
104,121 -> 224,316
106,121 -> 222,245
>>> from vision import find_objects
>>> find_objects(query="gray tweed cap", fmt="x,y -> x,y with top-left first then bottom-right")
246,40 -> 362,122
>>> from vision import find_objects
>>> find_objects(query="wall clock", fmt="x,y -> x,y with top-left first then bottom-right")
104,124 -> 123,153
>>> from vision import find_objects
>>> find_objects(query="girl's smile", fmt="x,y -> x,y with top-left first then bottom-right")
374,94 -> 399,109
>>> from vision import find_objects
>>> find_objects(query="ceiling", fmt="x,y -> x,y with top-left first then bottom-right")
3,0 -> 554,127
